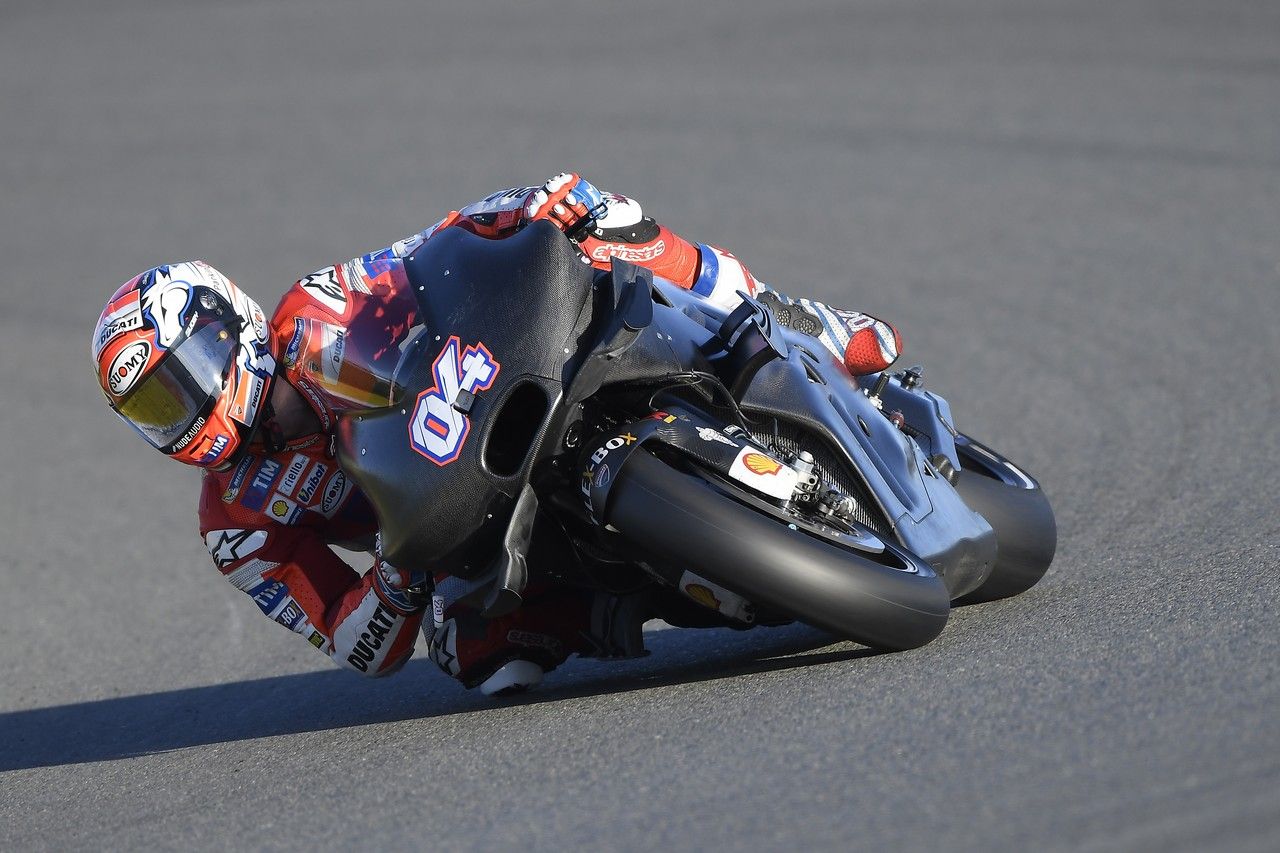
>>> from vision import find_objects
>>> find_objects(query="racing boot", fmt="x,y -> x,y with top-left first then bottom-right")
757,289 -> 903,377
425,579 -> 591,696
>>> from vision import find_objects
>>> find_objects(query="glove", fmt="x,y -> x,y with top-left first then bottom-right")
523,172 -> 608,240
372,534 -> 432,615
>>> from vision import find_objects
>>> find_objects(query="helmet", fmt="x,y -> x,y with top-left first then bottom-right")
91,261 -> 278,469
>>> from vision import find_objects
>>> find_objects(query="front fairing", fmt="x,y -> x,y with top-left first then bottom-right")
335,222 -> 599,573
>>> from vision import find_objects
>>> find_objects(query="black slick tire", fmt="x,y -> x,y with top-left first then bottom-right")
604,450 -> 950,651
951,468 -> 1057,605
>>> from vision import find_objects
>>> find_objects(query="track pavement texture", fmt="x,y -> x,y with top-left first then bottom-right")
2,0 -> 1277,850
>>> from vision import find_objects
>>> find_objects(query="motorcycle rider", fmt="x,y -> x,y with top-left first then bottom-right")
91,173 -> 903,696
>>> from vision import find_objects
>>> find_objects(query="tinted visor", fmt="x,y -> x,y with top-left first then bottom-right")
117,319 -> 239,452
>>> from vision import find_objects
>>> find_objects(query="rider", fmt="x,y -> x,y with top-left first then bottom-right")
91,174 -> 903,696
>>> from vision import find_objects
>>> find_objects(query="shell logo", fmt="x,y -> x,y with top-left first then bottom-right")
684,583 -> 722,611
271,499 -> 290,518
743,453 -> 783,476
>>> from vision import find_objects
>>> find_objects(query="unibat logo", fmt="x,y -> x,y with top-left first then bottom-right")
408,336 -> 500,466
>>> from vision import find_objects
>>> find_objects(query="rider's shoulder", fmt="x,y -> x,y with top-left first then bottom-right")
273,264 -> 352,327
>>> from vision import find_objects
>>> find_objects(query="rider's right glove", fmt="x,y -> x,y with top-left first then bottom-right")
522,172 -> 608,241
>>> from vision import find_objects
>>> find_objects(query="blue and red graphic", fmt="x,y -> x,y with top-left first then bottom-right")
359,248 -> 397,280
408,336 -> 500,466
241,457 -> 283,512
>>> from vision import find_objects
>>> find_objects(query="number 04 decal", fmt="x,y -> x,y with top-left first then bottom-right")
408,336 -> 501,466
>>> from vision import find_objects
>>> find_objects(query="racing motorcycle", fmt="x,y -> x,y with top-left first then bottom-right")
338,222 -> 1056,653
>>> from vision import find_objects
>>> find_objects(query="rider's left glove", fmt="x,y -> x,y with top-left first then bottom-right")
523,172 -> 608,240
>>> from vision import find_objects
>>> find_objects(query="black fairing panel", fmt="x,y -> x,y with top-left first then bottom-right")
336,222 -> 597,573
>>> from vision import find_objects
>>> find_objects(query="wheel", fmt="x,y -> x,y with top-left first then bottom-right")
951,435 -> 1057,605
602,449 -> 951,651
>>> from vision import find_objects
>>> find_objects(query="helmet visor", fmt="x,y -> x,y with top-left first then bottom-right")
117,320 -> 239,452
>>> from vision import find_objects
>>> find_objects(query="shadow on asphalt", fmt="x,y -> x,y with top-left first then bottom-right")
1,623 -> 876,771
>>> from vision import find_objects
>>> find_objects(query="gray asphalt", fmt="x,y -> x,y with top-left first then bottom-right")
2,0 -> 1278,850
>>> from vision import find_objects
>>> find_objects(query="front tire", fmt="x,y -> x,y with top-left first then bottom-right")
603,450 -> 951,651
951,436 -> 1057,605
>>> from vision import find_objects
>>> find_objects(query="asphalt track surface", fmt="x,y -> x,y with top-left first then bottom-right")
2,1 -> 1278,850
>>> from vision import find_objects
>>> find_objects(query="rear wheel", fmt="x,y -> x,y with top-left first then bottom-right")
603,449 -> 951,651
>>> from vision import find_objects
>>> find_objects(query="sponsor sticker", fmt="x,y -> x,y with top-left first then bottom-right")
222,454 -> 256,503
696,426 -> 737,446
200,434 -> 230,464
319,470 -> 352,516
319,324 -> 346,384
579,431 -> 639,515
319,471 -> 349,515
269,494 -> 302,524
743,453 -> 782,476
727,448 -> 798,501
677,571 -> 755,623
283,318 -> 305,366
248,579 -> 289,616
593,464 -> 611,489
684,582 -> 722,611
274,599 -> 307,631
107,340 -> 151,396
234,372 -> 267,427
296,462 -> 329,505
93,303 -> 143,360
278,453 -> 310,497
241,457 -> 283,512
171,416 -> 207,452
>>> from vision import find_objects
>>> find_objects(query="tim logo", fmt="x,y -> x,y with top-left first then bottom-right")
408,336 -> 500,466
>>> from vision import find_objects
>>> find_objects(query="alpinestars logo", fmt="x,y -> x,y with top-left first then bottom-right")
298,267 -> 347,315
589,239 -> 666,263
204,528 -> 268,569
408,336 -> 500,466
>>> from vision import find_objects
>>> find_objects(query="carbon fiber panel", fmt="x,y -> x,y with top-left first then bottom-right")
750,421 -> 892,536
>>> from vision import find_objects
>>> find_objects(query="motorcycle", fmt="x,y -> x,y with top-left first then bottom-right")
337,221 -> 1056,653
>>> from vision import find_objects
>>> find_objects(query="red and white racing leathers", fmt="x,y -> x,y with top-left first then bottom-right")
198,178 -> 899,685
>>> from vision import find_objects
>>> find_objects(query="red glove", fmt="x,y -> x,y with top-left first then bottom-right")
522,173 -> 608,239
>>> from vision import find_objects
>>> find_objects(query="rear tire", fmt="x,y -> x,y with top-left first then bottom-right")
604,450 -> 950,651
